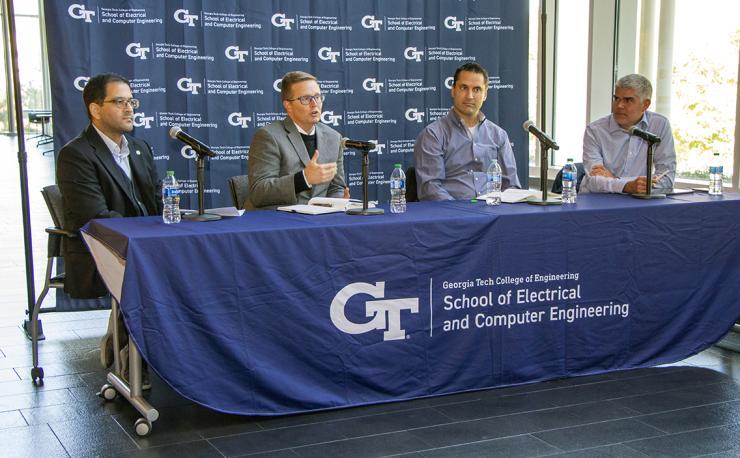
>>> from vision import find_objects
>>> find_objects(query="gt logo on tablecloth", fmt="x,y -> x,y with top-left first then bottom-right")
330,282 -> 418,341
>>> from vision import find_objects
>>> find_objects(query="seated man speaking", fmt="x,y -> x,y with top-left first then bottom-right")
580,74 -> 676,194
246,71 -> 346,209
414,62 -> 520,200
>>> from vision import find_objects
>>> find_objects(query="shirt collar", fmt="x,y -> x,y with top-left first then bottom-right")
93,125 -> 129,158
448,108 -> 486,127
294,122 -> 316,136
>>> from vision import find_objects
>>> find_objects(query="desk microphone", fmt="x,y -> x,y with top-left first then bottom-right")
629,126 -> 661,144
341,138 -> 376,151
169,126 -> 217,157
522,120 -> 559,150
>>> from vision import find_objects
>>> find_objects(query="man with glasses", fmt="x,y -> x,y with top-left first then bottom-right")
414,62 -> 520,201
580,74 -> 676,194
246,71 -> 346,209
57,73 -> 161,373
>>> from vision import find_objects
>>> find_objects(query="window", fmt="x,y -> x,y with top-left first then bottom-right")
0,0 -> 47,134
528,0 -> 590,170
614,0 -> 739,187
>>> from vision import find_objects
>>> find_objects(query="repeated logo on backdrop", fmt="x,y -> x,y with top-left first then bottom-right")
48,1 -> 528,207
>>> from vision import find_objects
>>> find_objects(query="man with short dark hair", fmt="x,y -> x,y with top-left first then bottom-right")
414,62 -> 520,201
58,72 -> 161,298
246,71 -> 346,209
580,73 -> 676,194
57,73 -> 161,372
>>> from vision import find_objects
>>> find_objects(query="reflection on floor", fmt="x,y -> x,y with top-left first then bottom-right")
0,135 -> 738,457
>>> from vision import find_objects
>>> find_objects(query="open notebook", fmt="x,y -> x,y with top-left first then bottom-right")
278,197 -> 376,215
478,188 -> 554,203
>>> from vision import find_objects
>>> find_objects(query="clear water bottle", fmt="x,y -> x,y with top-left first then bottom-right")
708,152 -> 723,196
162,170 -> 181,224
390,164 -> 406,213
485,160 -> 502,206
561,158 -> 578,204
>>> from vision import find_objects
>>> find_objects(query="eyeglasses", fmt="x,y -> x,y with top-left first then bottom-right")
103,98 -> 140,109
286,94 -> 325,105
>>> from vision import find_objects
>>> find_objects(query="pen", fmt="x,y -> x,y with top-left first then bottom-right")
653,170 -> 669,181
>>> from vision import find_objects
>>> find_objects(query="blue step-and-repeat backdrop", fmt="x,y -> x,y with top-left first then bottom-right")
45,1 -> 529,207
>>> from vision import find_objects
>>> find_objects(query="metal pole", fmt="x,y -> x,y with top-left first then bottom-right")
539,0 -> 547,135
4,0 -> 36,322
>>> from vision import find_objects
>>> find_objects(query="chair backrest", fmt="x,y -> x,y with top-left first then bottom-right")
551,162 -> 586,193
228,175 -> 249,210
41,184 -> 65,228
405,166 -> 418,202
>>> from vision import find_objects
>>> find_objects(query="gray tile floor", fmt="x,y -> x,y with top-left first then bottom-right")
1,135 -> 739,457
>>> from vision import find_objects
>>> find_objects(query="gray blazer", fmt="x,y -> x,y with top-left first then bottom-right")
246,117 -> 346,210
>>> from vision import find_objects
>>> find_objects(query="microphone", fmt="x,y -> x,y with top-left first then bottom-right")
169,126 -> 217,157
522,121 -> 559,150
341,138 -> 376,151
629,126 -> 661,144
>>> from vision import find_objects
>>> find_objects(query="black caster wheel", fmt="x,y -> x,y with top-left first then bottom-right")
31,366 -> 44,385
98,384 -> 117,401
134,418 -> 152,437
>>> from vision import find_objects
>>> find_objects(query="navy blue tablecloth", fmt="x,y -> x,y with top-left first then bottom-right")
82,194 -> 740,415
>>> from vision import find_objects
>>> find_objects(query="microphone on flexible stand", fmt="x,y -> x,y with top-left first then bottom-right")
341,138 -> 376,151
342,138 -> 384,215
629,126 -> 661,144
522,120 -> 561,206
523,120 -> 559,150
168,126 -> 221,221
169,126 -> 217,157
628,126 -> 665,199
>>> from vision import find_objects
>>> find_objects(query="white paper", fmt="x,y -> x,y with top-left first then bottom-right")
276,204 -> 344,215
204,206 -> 245,217
478,188 -> 552,203
307,197 -> 376,210
277,198 -> 376,214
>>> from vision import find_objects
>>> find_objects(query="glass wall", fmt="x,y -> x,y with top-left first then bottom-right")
530,0 -> 738,190
668,1 -> 738,185
1,0 -> 46,135
528,0 -> 591,168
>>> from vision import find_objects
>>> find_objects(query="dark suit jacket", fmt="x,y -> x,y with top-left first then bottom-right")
56,125 -> 162,298
245,117 -> 346,210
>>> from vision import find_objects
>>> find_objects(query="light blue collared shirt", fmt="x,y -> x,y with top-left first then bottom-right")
93,125 -> 132,180
580,111 -> 676,193
413,109 -> 521,201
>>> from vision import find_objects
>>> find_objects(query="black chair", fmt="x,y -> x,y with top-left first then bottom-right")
405,166 -> 418,202
551,162 -> 586,193
228,175 -> 249,210
26,185 -> 77,384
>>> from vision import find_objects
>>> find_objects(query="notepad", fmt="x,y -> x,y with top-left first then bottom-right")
478,188 -> 550,203
277,197 -> 376,215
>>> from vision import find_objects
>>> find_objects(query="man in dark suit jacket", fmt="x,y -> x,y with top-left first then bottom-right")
57,73 -> 161,298
246,71 -> 346,210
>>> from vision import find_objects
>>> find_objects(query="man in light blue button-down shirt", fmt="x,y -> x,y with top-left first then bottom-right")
414,62 -> 521,201
580,74 -> 676,194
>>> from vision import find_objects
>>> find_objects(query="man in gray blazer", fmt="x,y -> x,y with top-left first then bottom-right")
246,71 -> 346,209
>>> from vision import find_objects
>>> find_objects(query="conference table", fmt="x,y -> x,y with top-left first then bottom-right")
81,193 -> 740,421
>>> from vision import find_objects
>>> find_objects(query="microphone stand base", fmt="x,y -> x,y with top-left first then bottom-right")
631,193 -> 666,200
527,198 -> 562,206
182,212 -> 222,222
346,207 -> 385,216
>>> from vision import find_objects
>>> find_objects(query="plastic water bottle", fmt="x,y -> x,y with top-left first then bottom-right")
162,170 -> 181,224
390,164 -> 406,213
485,160 -> 502,205
561,158 -> 578,204
708,153 -> 723,196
